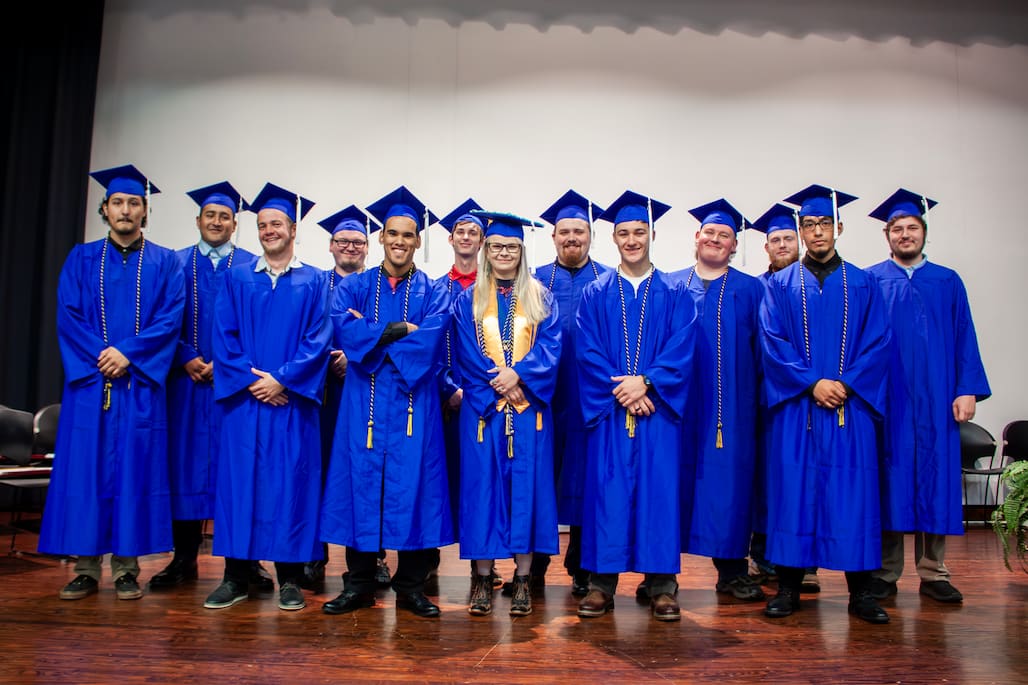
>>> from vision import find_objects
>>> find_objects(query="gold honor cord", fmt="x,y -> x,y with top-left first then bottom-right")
474,285 -> 521,458
799,261 -> 850,429
685,268 -> 730,448
366,263 -> 416,449
615,266 -> 653,438
99,236 -> 145,411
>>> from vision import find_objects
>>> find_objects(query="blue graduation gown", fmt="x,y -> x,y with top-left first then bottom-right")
320,267 -> 454,552
39,238 -> 185,557
434,273 -> 474,529
166,245 -> 256,521
868,260 -> 991,535
760,259 -> 891,571
320,269 -> 354,464
534,258 -> 612,526
576,270 -> 698,575
212,262 -> 330,562
452,286 -> 561,559
673,266 -> 762,559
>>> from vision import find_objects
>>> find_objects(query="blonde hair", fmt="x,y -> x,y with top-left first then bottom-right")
473,237 -> 549,325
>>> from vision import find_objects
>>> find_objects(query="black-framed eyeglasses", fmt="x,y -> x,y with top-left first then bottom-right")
800,218 -> 835,231
486,243 -> 522,255
332,238 -> 368,248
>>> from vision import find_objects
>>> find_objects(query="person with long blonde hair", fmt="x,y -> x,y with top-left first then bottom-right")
452,210 -> 561,617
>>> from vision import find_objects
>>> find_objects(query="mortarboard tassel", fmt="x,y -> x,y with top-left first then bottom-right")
626,411 -> 636,439
103,381 -> 112,412
838,405 -> 845,427
477,417 -> 485,443
366,419 -> 374,450
407,405 -> 413,437
716,423 -> 723,449
536,411 -> 542,431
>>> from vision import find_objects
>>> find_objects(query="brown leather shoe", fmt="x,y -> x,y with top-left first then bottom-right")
650,593 -> 681,621
577,589 -> 614,617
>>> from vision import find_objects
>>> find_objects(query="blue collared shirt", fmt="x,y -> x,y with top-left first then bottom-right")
254,254 -> 302,289
198,240 -> 235,268
894,254 -> 929,279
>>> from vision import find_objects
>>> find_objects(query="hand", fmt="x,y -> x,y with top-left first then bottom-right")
489,367 -> 523,403
448,388 -> 463,410
248,368 -> 287,404
329,349 -> 348,379
812,379 -> 848,409
611,375 -> 648,409
183,357 -> 212,383
97,346 -> 130,379
405,322 -> 419,334
630,395 -> 656,417
347,308 -> 364,319
952,395 -> 977,423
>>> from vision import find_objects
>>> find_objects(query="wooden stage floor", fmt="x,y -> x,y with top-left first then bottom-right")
1,521 -> 1025,684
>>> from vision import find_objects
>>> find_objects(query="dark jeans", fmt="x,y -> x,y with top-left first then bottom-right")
345,547 -> 433,595
590,572 -> 678,597
777,565 -> 869,595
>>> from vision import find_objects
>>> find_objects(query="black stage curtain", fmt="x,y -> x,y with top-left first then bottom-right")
0,2 -> 105,412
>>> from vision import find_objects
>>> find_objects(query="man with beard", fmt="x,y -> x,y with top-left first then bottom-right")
533,190 -> 611,595
149,182 -> 262,592
320,186 -> 453,618
42,164 -> 185,601
760,184 -> 892,624
674,199 -> 765,603
204,183 -> 331,612
867,189 -> 990,604
575,190 -> 698,621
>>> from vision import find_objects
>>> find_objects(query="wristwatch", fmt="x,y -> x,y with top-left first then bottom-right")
642,375 -> 653,391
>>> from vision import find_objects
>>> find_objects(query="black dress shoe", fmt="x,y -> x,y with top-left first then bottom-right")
249,561 -> 275,593
322,589 -> 376,615
919,580 -> 963,603
764,587 -> 800,618
149,558 -> 199,589
396,591 -> 441,617
848,590 -> 890,624
869,577 -> 898,600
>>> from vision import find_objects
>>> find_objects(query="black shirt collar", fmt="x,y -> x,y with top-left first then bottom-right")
108,234 -> 143,257
802,251 -> 843,287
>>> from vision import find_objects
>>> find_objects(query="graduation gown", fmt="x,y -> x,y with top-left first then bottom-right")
39,237 -> 185,557
212,262 -> 330,562
321,269 -> 353,463
434,273 -> 474,529
576,269 -> 698,575
868,259 -> 991,535
320,267 -> 454,552
673,266 -> 762,559
453,285 -> 561,559
534,258 -> 612,526
760,259 -> 891,571
166,244 -> 256,521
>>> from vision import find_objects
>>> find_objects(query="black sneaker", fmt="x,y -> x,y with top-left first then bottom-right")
59,574 -> 99,600
716,575 -> 767,602
848,590 -> 890,624
869,577 -> 898,600
114,573 -> 143,600
204,580 -> 248,609
919,580 -> 963,603
278,582 -> 306,611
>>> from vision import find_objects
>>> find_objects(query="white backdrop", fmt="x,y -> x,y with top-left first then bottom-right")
86,0 -> 1028,440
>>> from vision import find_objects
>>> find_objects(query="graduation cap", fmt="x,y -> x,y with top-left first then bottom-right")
90,164 -> 160,199
868,188 -> 937,228
250,182 -> 315,223
366,186 -> 438,232
687,198 -> 752,233
783,184 -> 858,219
597,190 -> 672,227
186,181 -> 248,215
539,189 -> 605,228
438,198 -> 485,232
317,204 -> 379,236
472,210 -> 544,242
751,203 -> 799,236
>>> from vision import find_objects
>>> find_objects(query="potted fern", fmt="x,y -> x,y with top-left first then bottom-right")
991,459 -> 1028,572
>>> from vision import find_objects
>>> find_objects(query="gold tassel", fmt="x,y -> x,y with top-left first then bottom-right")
103,380 -> 112,411
508,434 -> 514,459
716,424 -> 723,449
536,411 -> 542,431
626,411 -> 636,439
366,420 -> 373,450
838,404 -> 845,427
406,406 -> 413,436
477,417 -> 484,443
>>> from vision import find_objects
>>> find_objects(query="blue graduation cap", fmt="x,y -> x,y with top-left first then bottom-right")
539,189 -> 605,228
687,198 -> 752,233
317,204 -> 379,236
438,198 -> 485,232
186,181 -> 247,214
250,183 -> 315,222
472,210 -> 544,241
751,203 -> 799,235
366,186 -> 438,232
597,190 -> 672,226
783,184 -> 858,219
90,164 -> 160,198
868,188 -> 937,224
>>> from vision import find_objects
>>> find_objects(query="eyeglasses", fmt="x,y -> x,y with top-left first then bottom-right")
800,218 -> 835,231
332,238 -> 367,248
486,243 -> 522,255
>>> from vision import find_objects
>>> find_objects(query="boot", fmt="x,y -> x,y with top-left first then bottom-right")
510,574 -> 533,616
468,573 -> 493,616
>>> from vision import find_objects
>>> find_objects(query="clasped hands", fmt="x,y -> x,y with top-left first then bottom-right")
612,374 -> 653,416
249,368 -> 288,406
812,379 -> 847,409
489,366 -> 524,404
